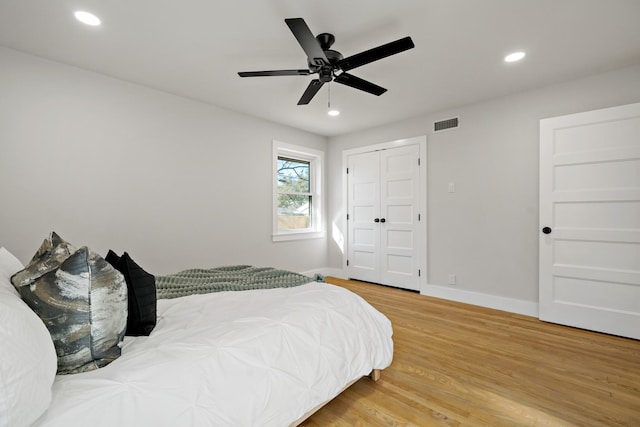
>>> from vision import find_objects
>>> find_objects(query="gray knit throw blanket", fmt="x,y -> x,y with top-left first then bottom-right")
156,265 -> 324,299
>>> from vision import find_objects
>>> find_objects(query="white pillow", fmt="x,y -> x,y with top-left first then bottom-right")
0,247 -> 22,297
0,247 -> 57,427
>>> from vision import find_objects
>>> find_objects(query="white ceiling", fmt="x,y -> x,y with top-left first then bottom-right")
1,0 -> 640,137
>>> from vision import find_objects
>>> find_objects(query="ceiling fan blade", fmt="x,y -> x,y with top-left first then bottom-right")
285,18 -> 329,67
238,69 -> 310,77
297,79 -> 324,105
337,36 -> 415,72
334,73 -> 387,96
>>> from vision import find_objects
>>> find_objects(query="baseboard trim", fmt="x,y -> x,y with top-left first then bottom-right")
302,268 -> 539,318
420,284 -> 539,317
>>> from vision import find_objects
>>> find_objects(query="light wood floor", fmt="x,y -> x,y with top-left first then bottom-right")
301,277 -> 640,427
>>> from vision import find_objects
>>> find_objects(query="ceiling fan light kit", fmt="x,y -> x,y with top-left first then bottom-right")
238,18 -> 414,106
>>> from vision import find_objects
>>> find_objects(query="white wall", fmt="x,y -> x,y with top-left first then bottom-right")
3,45 -> 639,311
0,47 -> 328,275
327,64 -> 640,311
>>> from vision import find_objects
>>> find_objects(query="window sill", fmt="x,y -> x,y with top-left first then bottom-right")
272,230 -> 326,242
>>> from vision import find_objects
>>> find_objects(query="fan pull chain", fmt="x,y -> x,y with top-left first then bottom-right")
327,83 -> 340,116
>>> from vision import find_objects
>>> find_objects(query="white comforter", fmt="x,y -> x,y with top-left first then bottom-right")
33,282 -> 393,427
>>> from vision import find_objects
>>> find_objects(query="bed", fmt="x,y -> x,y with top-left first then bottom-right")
0,245 -> 393,427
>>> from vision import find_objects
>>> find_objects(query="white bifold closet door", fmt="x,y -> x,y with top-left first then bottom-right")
539,102 -> 640,340
347,144 -> 420,291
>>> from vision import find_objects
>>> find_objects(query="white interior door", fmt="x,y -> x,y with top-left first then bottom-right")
379,145 -> 420,289
539,102 -> 640,340
347,151 -> 380,283
347,145 -> 420,290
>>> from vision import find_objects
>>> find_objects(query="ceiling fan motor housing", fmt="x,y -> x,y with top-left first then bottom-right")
324,49 -> 344,65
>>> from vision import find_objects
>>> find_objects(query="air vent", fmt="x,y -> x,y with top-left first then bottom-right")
434,117 -> 459,132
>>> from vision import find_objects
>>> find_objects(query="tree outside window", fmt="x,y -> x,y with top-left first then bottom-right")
277,157 -> 312,230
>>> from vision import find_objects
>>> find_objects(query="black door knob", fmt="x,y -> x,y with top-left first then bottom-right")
374,218 -> 380,223
380,218 -> 386,223
542,227 -> 552,234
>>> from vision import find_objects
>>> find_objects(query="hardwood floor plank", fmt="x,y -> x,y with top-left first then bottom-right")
300,278 -> 640,426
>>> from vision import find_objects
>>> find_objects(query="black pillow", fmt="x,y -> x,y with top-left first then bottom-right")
105,249 -> 120,266
106,250 -> 157,336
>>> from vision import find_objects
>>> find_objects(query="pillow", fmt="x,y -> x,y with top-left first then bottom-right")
0,247 -> 23,297
0,247 -> 57,427
104,248 -> 120,266
11,233 -> 128,375
10,231 -> 76,289
106,250 -> 157,336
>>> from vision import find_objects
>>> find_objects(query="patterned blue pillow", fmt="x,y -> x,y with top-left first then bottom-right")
11,233 -> 127,374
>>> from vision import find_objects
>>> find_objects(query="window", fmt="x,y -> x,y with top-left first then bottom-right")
273,141 -> 324,241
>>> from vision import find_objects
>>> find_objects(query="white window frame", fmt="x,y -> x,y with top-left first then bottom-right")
272,140 -> 324,242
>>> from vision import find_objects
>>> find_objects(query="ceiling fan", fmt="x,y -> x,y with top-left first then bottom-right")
238,18 -> 415,105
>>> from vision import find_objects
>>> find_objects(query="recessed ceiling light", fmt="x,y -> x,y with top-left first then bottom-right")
74,11 -> 101,26
504,51 -> 526,63
328,109 -> 340,117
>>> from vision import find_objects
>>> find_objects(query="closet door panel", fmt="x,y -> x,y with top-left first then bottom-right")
380,145 -> 420,290
347,151 -> 380,283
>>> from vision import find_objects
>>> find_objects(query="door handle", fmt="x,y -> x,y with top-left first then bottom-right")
374,218 -> 380,223
542,227 -> 552,234
380,218 -> 386,223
